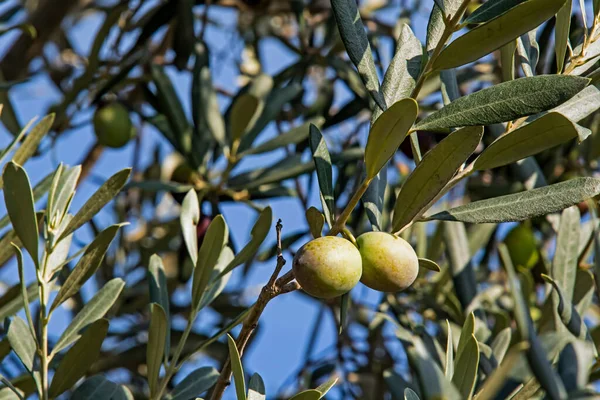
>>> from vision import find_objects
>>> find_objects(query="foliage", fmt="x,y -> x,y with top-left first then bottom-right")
1,0 -> 600,399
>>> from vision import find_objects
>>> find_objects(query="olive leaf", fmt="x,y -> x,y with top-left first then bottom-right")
365,98 -> 418,179
330,0 -> 385,110
419,258 -> 441,272
474,112 -> 587,171
452,334 -> 479,399
3,161 -> 39,268
148,254 -> 170,360
306,207 -> 324,239
227,334 -> 246,400
392,126 -> 483,233
289,390 -> 321,400
49,319 -> 108,398
464,0 -> 527,24
181,189 -> 200,266
6,317 -> 36,373
71,376 -> 134,400
433,0 -> 567,70
555,0 -> 572,73
230,93 -> 263,145
191,215 -> 228,309
416,76 -> 589,131
147,303 -> 167,396
170,367 -> 219,400
247,373 -> 266,400
58,168 -> 131,242
425,178 -> 600,224
309,124 -> 334,227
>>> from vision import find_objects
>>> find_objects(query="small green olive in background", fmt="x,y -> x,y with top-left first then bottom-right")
357,232 -> 418,292
93,102 -> 135,148
292,236 -> 362,299
504,224 -> 539,269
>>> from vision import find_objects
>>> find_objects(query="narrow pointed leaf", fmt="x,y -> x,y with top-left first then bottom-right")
404,388 -> 420,400
315,377 -> 337,397
213,207 -> 272,281
289,390 -> 321,400
58,168 -> 131,242
474,112 -> 585,171
10,114 -> 54,170
6,317 -> 35,373
227,334 -> 246,400
555,0 -> 572,73
551,85 -> 600,123
147,303 -> 167,396
392,126 -> 483,232
170,367 -> 219,400
48,165 -> 81,230
445,320 -> 454,379
48,319 -> 108,398
452,334 -> 479,399
491,328 -> 512,364
192,215 -> 228,309
373,24 -> 422,121
416,76 -> 589,131
433,0 -> 567,70
181,190 -> 200,266
148,254 -> 170,360
198,246 -> 235,309
72,376 -> 134,400
309,124 -> 334,226
500,40 -> 517,82
425,178 -> 600,223
330,0 -> 385,109
362,168 -> 387,231
53,278 -> 125,354
13,245 -> 35,342
241,118 -> 324,157
50,224 -> 123,312
230,94 -> 262,145
552,207 -> 580,303
3,161 -> 39,268
365,98 -> 418,179
419,258 -> 441,272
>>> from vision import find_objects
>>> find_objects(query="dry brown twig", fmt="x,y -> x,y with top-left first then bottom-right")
209,219 -> 300,400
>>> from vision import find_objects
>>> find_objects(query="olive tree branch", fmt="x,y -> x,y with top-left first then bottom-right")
209,219 -> 299,400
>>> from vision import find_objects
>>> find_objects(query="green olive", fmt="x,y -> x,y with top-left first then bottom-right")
93,102 -> 134,148
357,232 -> 418,292
504,224 -> 539,269
292,236 -> 362,299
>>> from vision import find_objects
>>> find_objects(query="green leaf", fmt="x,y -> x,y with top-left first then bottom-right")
476,343 -> 529,400
47,165 -> 81,231
52,278 -> 125,354
465,0 -> 528,23
3,161 -> 39,268
362,168 -> 387,231
330,0 -> 385,109
305,207 -> 324,239
409,338 -> 462,400
213,207 -> 272,281
555,0 -> 572,73
9,114 -> 54,172
426,2 -> 461,53
50,224 -> 123,312
192,42 -> 225,148
170,367 -> 219,400
12,246 -> 35,344
365,98 -> 418,179
181,190 -> 200,266
551,85 -> 600,123
373,24 -> 422,121
192,215 -> 228,309
288,390 -> 321,400
404,388 -> 420,400
147,303 -> 167,396
425,177 -> 600,223
452,334 -> 479,399
58,168 -> 131,242
433,0 -> 567,70
6,317 -> 36,373
552,207 -> 580,304
48,319 -> 108,398
445,320 -> 454,379
148,254 -> 170,361
247,373 -> 266,400
419,258 -> 441,272
240,118 -> 324,157
416,76 -> 589,131
315,377 -> 337,397
339,292 -> 350,334
518,29 -> 540,76
392,126 -> 483,232
0,282 -> 38,321
72,376 -> 134,400
474,112 -> 586,171
542,275 -> 589,340
198,246 -> 235,309
227,334 -> 246,400
491,328 -> 512,364
151,64 -> 192,155
309,124 -> 334,227
230,94 -> 263,145
500,40 -> 517,82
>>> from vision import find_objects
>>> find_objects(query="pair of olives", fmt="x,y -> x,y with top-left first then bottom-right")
292,232 -> 419,299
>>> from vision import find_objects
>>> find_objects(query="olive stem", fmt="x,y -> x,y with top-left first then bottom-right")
328,178 -> 372,236
341,228 -> 358,248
